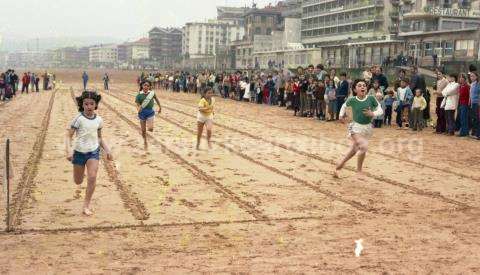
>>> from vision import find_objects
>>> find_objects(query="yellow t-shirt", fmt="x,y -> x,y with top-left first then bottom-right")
198,97 -> 215,116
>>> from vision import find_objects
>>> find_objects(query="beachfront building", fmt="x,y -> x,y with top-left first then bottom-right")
398,0 -> 480,66
6,51 -> 51,68
182,20 -> 244,59
89,44 -> 118,66
301,0 -> 404,68
252,17 -> 323,69
280,0 -> 303,18
182,19 -> 244,70
232,6 -> 284,69
217,6 -> 249,26
148,27 -> 182,69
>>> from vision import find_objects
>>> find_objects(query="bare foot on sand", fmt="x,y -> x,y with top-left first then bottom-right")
333,169 -> 340,179
82,207 -> 94,216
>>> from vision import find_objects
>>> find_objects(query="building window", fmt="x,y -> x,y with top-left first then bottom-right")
255,27 -> 261,34
424,42 -> 433,56
455,40 -> 475,56
465,22 -> 480,29
442,20 -> 462,30
458,0 -> 470,8
266,28 -> 272,35
444,41 -> 454,56
261,16 -> 266,23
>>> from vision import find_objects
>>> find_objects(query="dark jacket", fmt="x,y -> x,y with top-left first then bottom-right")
373,74 -> 388,90
411,73 -> 426,93
337,80 -> 349,97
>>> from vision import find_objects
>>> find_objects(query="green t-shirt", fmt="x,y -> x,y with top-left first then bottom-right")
345,95 -> 378,125
135,92 -> 155,109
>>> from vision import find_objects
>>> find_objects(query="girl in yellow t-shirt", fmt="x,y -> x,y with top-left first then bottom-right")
196,87 -> 215,150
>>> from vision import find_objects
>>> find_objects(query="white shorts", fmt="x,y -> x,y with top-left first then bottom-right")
197,112 -> 213,123
348,122 -> 373,138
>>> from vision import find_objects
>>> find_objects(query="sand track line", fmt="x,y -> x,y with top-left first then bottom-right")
1,214 -> 350,236
96,94 -> 267,220
151,90 -> 480,182
69,89 -> 149,221
109,91 -> 474,210
103,92 -> 376,213
101,152 -> 150,220
9,89 -> 57,229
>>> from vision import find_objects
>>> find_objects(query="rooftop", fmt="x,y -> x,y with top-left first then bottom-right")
149,27 -> 183,34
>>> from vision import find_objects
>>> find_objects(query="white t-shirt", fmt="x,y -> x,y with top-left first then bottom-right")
70,113 -> 103,153
397,87 -> 407,102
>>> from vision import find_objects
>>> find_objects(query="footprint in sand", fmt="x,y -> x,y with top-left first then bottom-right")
74,189 -> 82,199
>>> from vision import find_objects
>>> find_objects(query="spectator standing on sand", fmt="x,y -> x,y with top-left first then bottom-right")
411,89 -> 427,131
442,74 -> 459,136
82,71 -> 89,90
456,74 -> 470,137
103,73 -> 110,90
469,72 -> 479,139
383,89 -> 395,126
21,73 -> 30,94
372,66 -> 388,91
336,72 -> 349,119
0,73 -> 5,101
43,71 -> 48,90
30,72 -> 35,91
316,64 -> 327,81
410,66 -> 426,95
35,74 -> 40,92
396,79 -> 413,129
373,92 -> 385,128
10,71 -> 18,94
434,71 -> 449,133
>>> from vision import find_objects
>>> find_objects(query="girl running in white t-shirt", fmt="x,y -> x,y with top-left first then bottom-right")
65,91 -> 113,216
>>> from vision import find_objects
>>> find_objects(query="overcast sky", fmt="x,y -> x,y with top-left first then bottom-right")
0,0 -> 278,40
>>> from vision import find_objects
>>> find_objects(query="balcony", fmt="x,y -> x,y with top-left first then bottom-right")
389,11 -> 399,18
388,25 -> 398,33
302,15 -> 382,31
399,24 -> 438,33
302,0 -> 384,19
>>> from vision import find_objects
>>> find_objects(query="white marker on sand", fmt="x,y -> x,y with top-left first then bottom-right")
355,239 -> 364,257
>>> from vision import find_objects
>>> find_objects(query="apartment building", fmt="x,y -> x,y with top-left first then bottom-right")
89,44 -> 118,64
182,19 -> 244,59
301,0 -> 404,68
148,27 -> 182,68
399,0 -> 480,66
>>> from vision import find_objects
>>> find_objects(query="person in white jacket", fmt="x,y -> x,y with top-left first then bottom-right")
241,78 -> 251,102
441,74 -> 459,135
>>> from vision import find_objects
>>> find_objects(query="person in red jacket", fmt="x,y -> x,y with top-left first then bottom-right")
457,73 -> 470,136
21,73 -> 30,94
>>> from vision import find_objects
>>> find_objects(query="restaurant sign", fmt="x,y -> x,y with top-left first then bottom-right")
424,6 -> 480,18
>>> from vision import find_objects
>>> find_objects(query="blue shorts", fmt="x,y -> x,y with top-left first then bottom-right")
138,108 -> 155,121
72,148 -> 100,166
